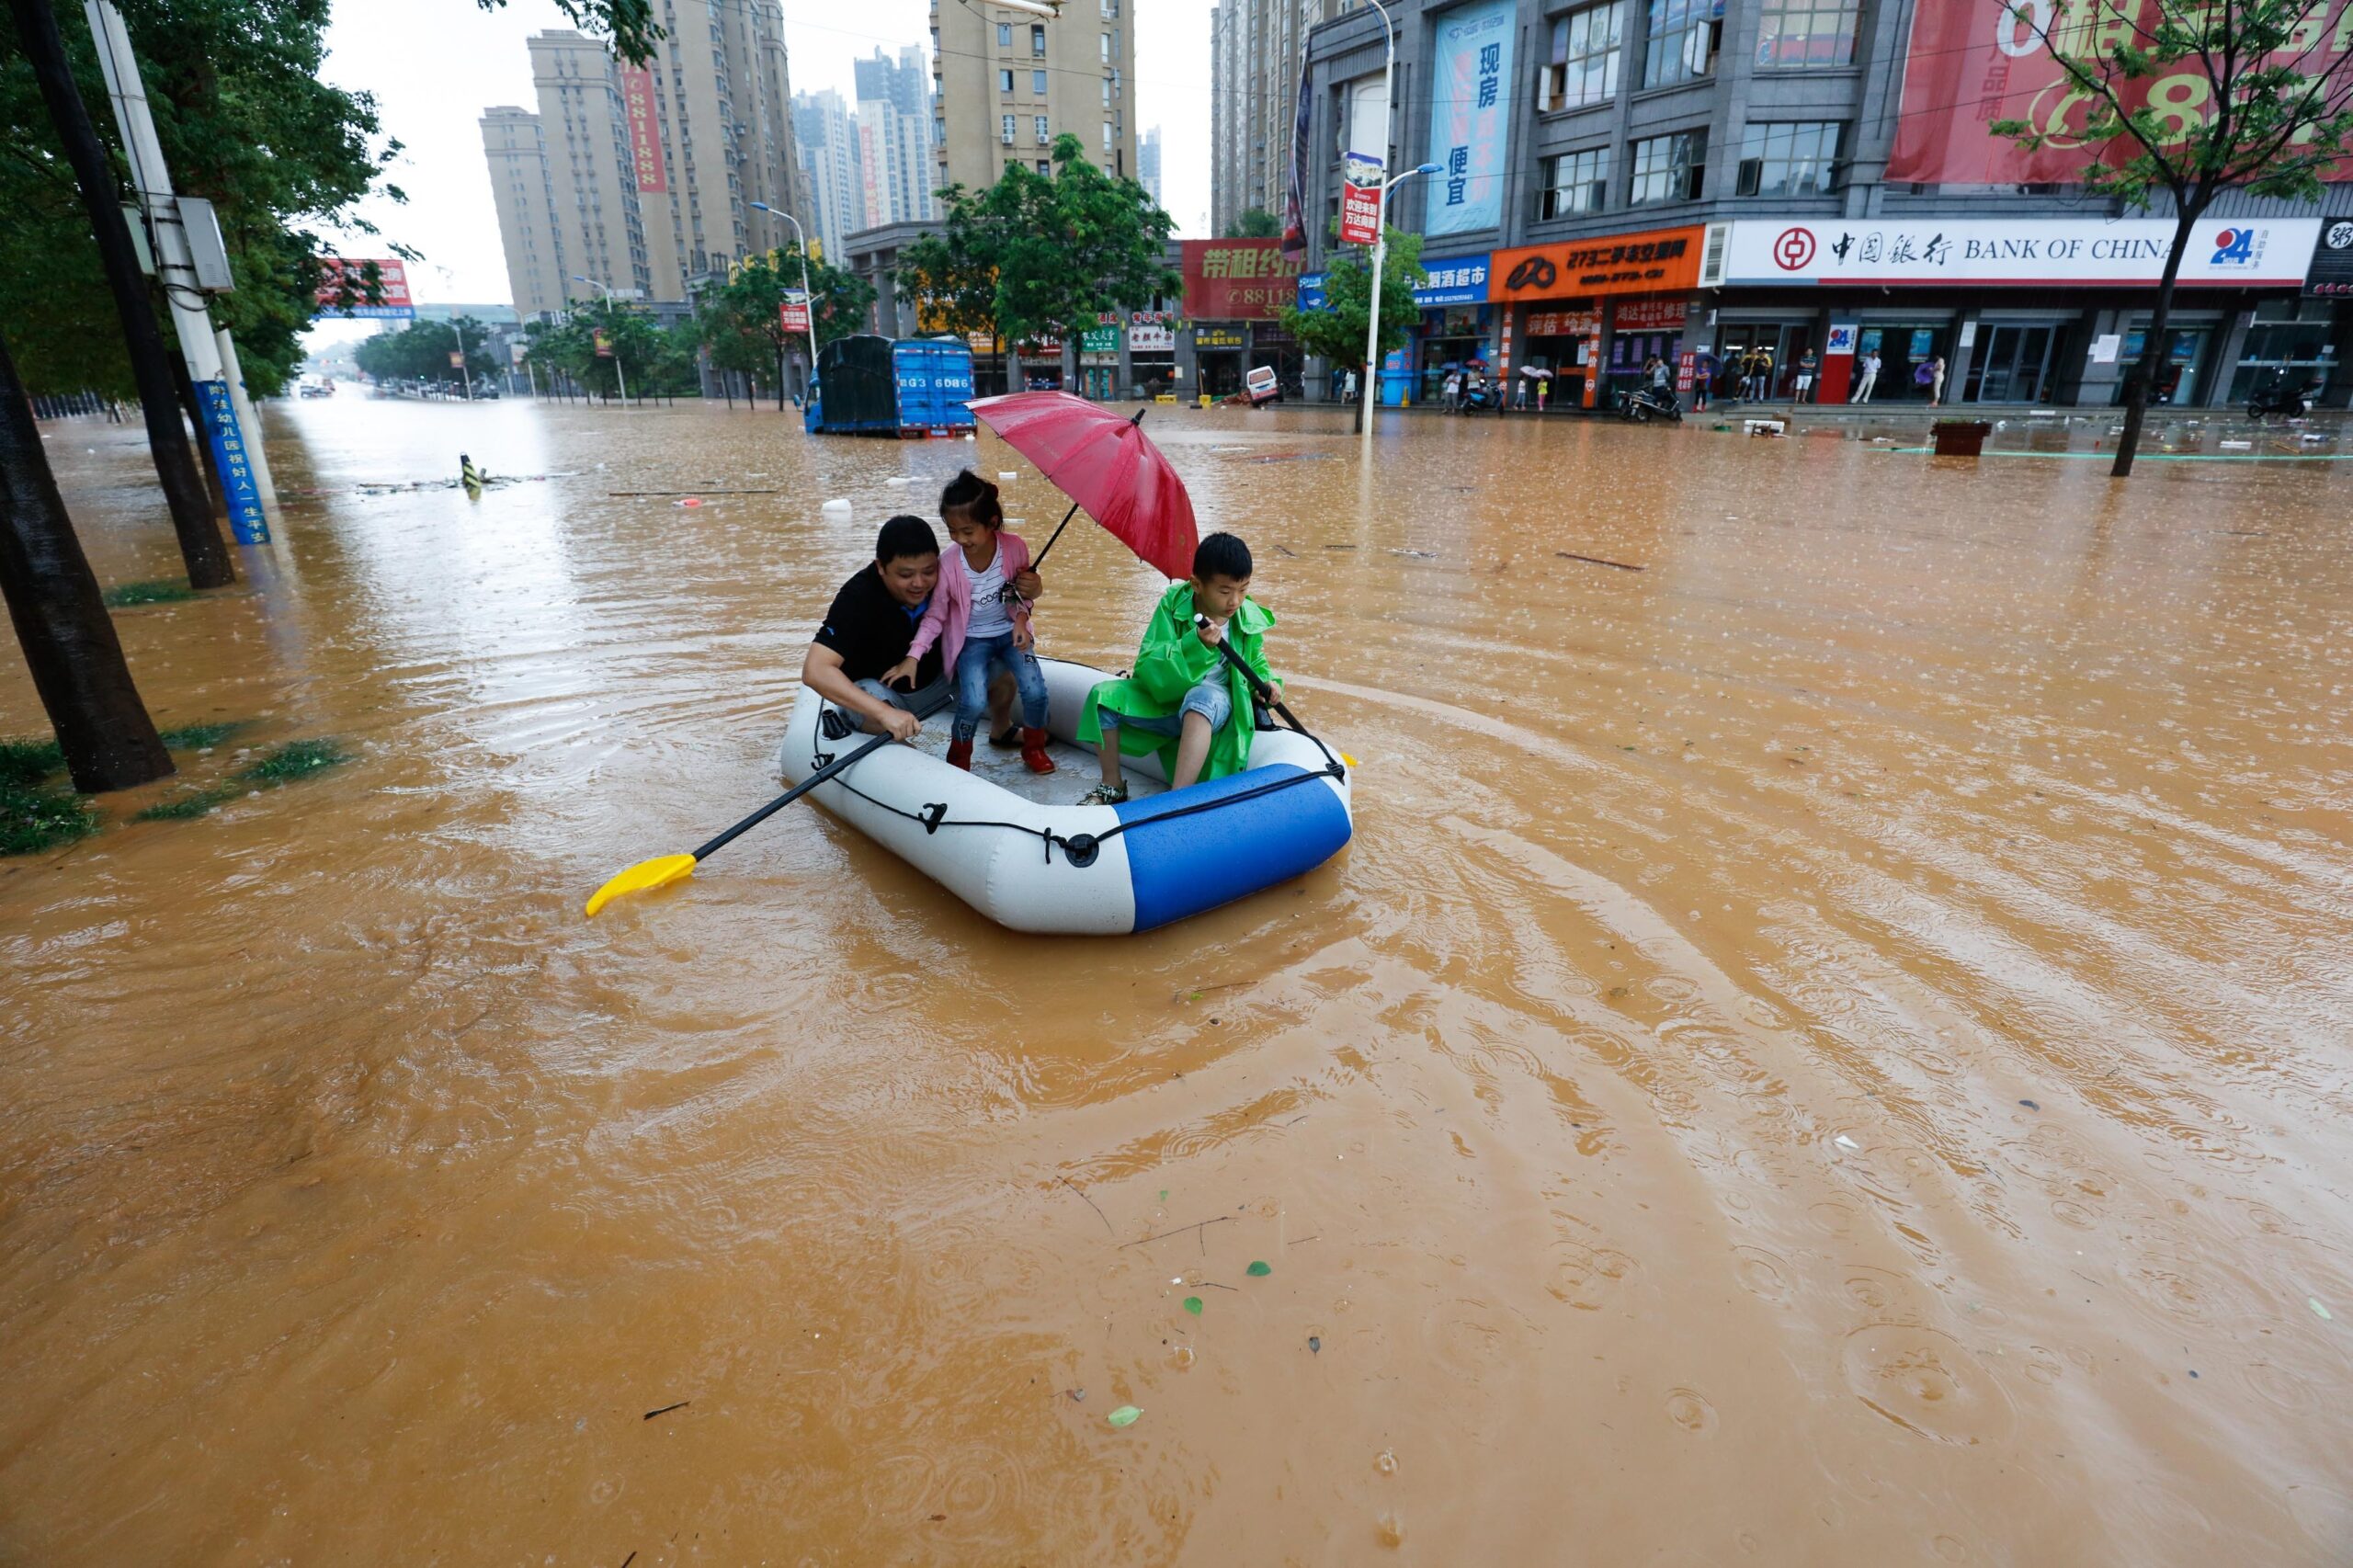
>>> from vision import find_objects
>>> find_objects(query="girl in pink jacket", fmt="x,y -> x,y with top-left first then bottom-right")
886,470 -> 1054,773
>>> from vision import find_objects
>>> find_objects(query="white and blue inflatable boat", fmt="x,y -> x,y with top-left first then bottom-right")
774,656 -> 1352,934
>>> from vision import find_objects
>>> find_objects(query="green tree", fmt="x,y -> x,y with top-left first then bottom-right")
896,204 -> 1003,384
1226,208 -> 1281,239
1279,225 -> 1426,432
987,135 -> 1176,385
352,316 -> 498,390
1991,0 -> 2353,475
696,250 -> 872,409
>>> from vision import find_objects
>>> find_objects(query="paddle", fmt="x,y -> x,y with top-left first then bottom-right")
1193,612 -> 1314,737
584,733 -> 892,917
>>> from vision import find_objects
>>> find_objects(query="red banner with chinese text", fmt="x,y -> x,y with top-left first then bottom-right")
1887,0 -> 2353,185
621,66 -> 667,193
1182,240 -> 1306,321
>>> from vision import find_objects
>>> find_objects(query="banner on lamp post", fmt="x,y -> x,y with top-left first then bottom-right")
1339,151 -> 1383,246
593,328 -> 612,358
779,300 -> 812,334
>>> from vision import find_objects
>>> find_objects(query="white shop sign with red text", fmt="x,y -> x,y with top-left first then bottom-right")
1722,218 -> 2319,288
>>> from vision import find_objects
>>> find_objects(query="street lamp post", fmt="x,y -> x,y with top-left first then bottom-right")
1360,162 -> 1441,453
572,274 -> 630,406
748,200 -> 821,404
448,316 -> 472,401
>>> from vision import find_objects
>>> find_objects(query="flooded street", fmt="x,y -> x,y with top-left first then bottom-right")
5,396 -> 2350,1564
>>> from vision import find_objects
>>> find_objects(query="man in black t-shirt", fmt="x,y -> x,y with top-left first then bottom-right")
802,516 -> 950,743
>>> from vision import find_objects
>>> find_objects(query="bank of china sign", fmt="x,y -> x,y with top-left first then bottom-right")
1722,218 -> 2319,288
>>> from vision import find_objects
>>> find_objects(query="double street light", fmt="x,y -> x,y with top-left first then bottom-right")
571,273 -> 630,406
747,200 -> 821,403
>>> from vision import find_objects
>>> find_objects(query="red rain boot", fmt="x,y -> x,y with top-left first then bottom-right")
946,739 -> 974,771
1019,727 -> 1056,774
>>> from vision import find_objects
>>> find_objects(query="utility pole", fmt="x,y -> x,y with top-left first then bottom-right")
9,0 -> 233,586
81,0 -> 275,545
448,317 -> 473,400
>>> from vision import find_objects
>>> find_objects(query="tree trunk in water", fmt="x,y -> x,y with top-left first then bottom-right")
777,344 -> 787,413
0,325 -> 173,792
1353,366 -> 1366,435
2113,211 -> 2199,479
11,0 -> 233,589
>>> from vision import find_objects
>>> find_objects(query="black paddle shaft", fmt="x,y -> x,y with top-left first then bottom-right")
691,733 -> 892,861
1028,407 -> 1147,572
1193,613 -> 1310,735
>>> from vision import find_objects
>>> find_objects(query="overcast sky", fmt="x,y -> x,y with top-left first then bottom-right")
310,0 -> 1210,337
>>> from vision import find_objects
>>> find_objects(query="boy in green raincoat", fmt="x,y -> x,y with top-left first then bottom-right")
1076,533 -> 1277,803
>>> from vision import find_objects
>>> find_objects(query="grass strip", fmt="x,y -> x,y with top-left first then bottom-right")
158,721 -> 244,751
1,778 -> 99,855
237,738 -> 352,783
132,784 -> 244,823
102,579 -> 198,607
0,737 -> 66,789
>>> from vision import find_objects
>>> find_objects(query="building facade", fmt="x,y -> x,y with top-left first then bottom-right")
1292,0 -> 2351,410
852,46 -> 938,227
1141,124 -> 1164,208
482,12 -> 807,315
934,0 -> 1141,193
793,88 -> 864,261
1210,0 -> 1349,236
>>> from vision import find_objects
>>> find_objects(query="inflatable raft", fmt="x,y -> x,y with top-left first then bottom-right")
774,656 -> 1352,934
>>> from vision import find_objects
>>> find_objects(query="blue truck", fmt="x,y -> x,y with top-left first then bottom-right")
803,335 -> 976,437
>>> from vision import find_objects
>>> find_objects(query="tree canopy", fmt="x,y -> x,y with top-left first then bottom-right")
0,0 -> 399,399
520,301 -> 698,401
1989,0 -> 2353,473
351,316 -> 501,387
1226,208 -> 1281,239
1279,225 -> 1427,374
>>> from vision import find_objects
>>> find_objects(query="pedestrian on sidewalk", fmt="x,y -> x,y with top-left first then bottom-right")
1851,349 -> 1881,403
1690,349 -> 1716,411
1793,350 -> 1817,403
1536,373 -> 1551,414
1513,375 -> 1529,411
1924,355 -> 1948,406
1343,368 -> 1358,403
1443,369 -> 1461,411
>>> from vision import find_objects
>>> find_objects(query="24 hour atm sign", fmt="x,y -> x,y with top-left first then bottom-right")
1723,218 -> 2319,287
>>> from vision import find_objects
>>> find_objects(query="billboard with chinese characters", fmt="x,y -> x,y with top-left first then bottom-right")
1414,253 -> 1491,306
1487,227 -> 1703,301
1721,218 -> 2321,288
1888,0 -> 2353,185
1424,0 -> 1513,238
1182,240 -> 1305,320
1340,152 -> 1384,245
2309,219 -> 2353,297
620,66 -> 667,193
313,257 -> 414,319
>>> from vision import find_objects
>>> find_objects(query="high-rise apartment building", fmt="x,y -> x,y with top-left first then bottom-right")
851,46 -> 936,227
933,1 -> 1138,193
1210,0 -> 1345,235
1140,124 -> 1163,207
481,105 -> 569,317
793,88 -> 863,261
481,10 -> 806,314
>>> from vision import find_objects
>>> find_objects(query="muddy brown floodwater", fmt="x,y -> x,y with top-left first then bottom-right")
5,398 -> 2351,1564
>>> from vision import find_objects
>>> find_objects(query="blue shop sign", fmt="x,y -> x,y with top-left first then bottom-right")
1298,271 -> 1327,311
1414,253 -> 1491,307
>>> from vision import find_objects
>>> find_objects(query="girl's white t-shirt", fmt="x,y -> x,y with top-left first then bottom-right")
962,544 -> 1013,640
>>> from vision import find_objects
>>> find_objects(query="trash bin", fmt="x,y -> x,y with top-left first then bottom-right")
1931,420 -> 1994,457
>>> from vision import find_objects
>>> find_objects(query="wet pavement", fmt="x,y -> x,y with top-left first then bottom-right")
4,394 -> 2350,1563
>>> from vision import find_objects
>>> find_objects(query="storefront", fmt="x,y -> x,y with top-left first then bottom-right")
1181,238 -> 1303,403
2224,298 -> 2339,403
1712,216 -> 2323,407
1407,254 -> 1495,404
1127,312 -> 1179,398
1489,224 -> 1707,409
1191,323 -> 1248,398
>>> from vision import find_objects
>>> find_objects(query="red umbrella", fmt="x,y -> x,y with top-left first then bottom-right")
967,391 -> 1198,580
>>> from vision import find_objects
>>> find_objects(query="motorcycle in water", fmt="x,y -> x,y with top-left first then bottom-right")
2246,375 -> 2321,421
1616,385 -> 1683,423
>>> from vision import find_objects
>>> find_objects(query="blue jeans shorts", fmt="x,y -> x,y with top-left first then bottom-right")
1099,674 -> 1231,740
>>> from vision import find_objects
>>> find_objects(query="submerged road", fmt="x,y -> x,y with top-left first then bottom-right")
3,396 -> 2349,1562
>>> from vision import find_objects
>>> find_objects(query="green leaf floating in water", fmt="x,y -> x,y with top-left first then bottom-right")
1108,1404 -> 1142,1427
1246,1260 -> 1272,1277
1183,1296 -> 1203,1315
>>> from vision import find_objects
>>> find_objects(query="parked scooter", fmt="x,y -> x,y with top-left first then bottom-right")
1460,378 -> 1502,413
1616,385 -> 1683,423
2246,374 -> 2322,421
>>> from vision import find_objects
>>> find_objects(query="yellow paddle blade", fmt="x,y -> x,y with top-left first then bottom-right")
584,853 -> 698,918
1341,753 -> 1359,767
